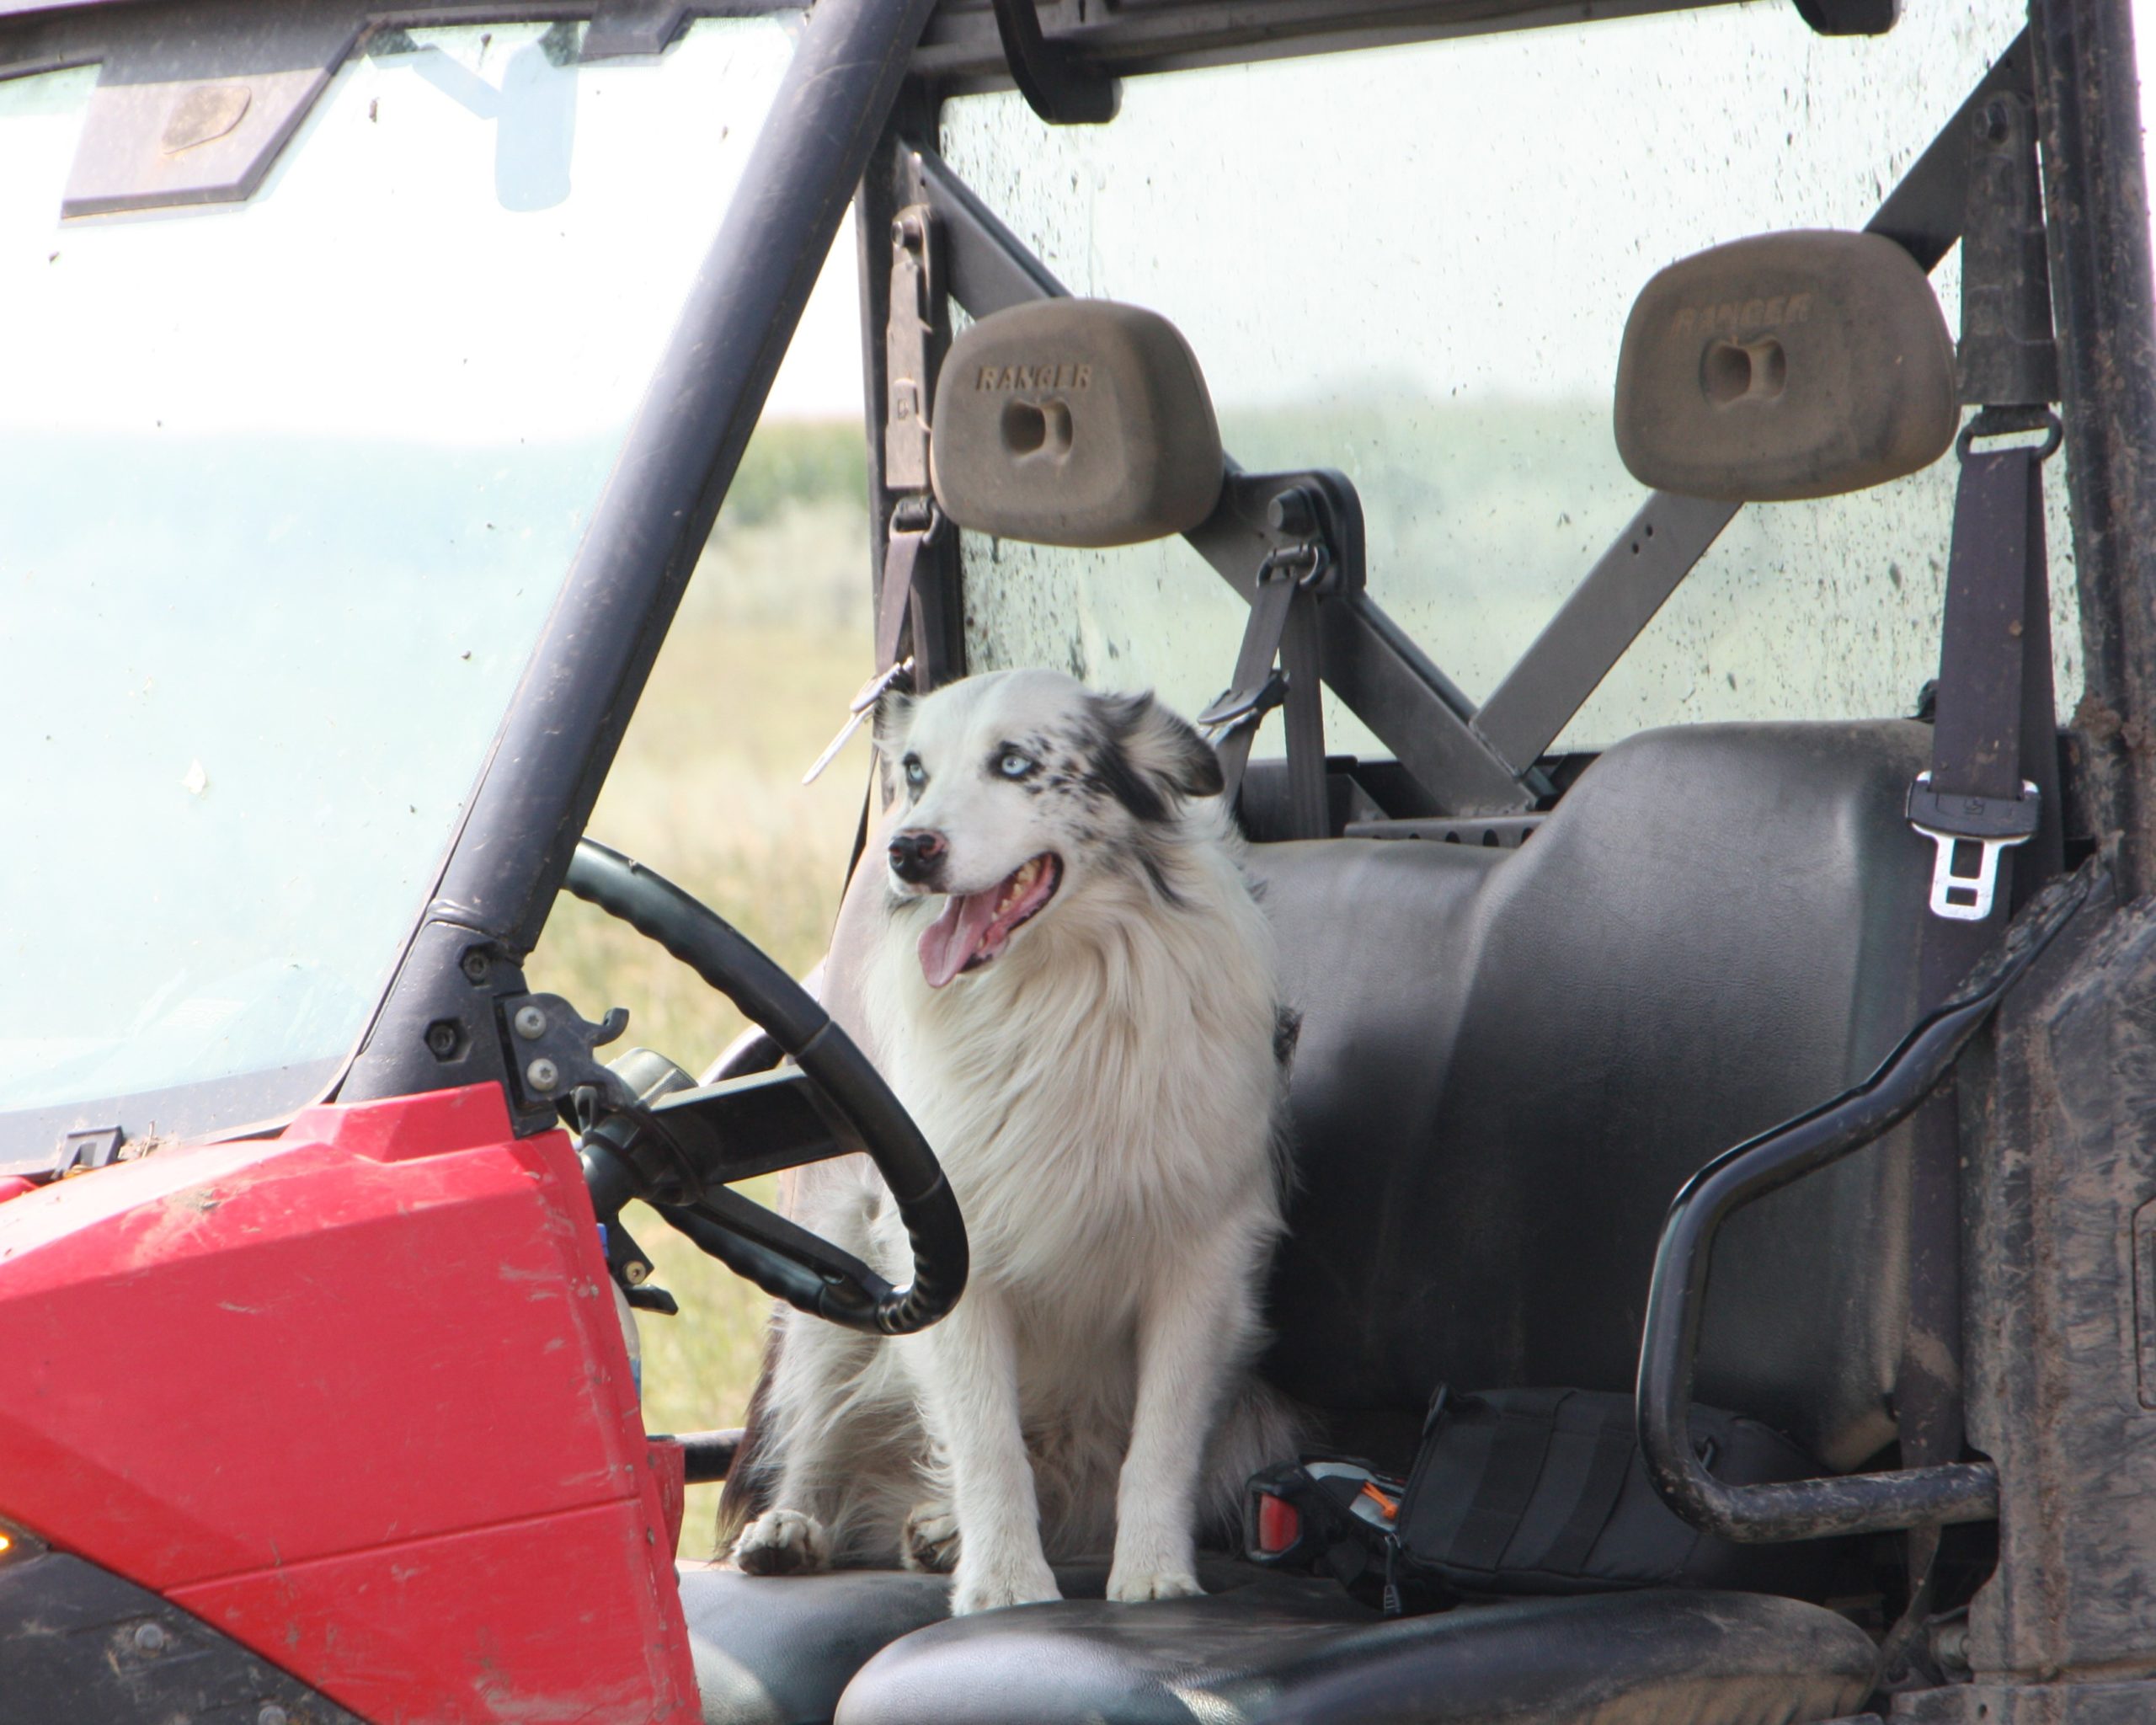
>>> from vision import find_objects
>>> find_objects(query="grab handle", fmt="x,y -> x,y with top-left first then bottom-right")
1635,866 -> 2090,1542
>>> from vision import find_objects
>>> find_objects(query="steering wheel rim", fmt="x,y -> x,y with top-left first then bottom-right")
564,838 -> 967,1336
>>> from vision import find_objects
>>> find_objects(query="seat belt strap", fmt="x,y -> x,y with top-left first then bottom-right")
820,202 -> 947,857
1906,441 -> 2050,924
803,499 -> 939,793
1202,543 -> 1329,838
1896,420 -> 2060,1615
1203,562 -> 1294,805
1279,582 -> 1329,838
873,495 -> 940,676
1887,91 -> 2065,1648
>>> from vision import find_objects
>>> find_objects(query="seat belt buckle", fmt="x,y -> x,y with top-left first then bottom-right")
1907,772 -> 2040,921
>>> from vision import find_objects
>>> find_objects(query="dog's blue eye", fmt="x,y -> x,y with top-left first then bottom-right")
999,752 -> 1034,779
904,756 -> 926,791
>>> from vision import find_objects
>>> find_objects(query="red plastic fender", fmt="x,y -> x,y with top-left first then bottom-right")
0,1084 -> 698,1725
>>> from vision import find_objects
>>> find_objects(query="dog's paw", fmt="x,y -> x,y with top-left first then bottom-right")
950,1549 -> 1060,1615
1107,1564 -> 1203,1604
900,1501 -> 961,1573
730,1509 -> 831,1576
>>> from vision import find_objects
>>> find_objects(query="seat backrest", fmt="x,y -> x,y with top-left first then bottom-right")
1253,719 -> 1930,1473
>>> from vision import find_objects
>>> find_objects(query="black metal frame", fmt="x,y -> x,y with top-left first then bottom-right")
2030,0 -> 2156,897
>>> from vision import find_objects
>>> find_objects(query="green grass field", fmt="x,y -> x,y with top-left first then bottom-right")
526,423 -> 872,1556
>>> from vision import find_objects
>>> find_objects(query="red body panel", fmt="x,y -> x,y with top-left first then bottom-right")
648,1434 -> 688,1553
0,1084 -> 698,1725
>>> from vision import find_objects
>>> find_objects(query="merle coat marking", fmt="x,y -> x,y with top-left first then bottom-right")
722,669 -> 1299,1613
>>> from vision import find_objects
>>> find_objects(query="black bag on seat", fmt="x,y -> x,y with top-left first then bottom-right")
1246,1386 -> 1844,1610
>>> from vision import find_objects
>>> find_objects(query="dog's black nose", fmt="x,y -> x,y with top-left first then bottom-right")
889,828 -> 947,885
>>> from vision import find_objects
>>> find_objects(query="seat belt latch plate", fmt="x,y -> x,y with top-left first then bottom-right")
1198,668 -> 1289,736
1907,772 -> 2040,921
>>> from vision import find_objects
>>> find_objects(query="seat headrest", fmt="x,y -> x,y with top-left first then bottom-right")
930,299 -> 1225,547
1614,230 -> 1957,502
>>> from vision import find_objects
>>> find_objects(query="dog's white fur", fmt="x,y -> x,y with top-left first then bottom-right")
727,669 -> 1296,1613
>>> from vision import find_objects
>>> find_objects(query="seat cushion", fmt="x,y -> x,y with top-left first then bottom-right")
680,1565 -> 950,1725
833,1587 -> 1878,1725
680,1556 -> 1340,1725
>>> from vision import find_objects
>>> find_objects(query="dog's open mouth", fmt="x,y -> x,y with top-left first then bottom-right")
918,852 -> 1063,988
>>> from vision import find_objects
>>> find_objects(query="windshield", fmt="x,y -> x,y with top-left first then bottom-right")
0,14 -> 801,1155
942,0 -> 2083,756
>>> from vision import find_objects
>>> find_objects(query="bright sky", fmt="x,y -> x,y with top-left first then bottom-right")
766,206 -> 864,422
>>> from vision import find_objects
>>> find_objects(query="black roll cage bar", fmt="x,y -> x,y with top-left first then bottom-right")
347,0 -> 947,1110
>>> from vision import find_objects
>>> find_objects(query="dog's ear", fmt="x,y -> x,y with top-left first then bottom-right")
1088,690 -> 1225,820
872,685 -> 916,757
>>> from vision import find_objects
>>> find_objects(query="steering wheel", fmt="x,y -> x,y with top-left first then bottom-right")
562,838 -> 966,1336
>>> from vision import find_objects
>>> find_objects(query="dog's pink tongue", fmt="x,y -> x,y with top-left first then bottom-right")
919,888 -> 1002,989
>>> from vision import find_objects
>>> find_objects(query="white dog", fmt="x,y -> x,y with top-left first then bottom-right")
723,669 -> 1298,1614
